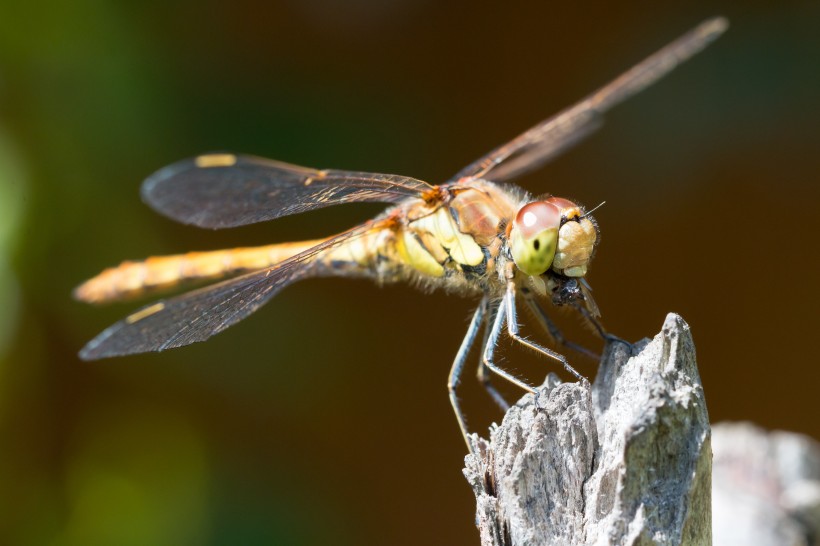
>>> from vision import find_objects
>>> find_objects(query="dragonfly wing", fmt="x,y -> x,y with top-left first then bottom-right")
451,17 -> 728,183
79,265 -> 295,359
78,223 -> 378,359
142,153 -> 434,229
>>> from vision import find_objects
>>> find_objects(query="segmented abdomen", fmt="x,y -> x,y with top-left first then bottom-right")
74,239 -> 325,304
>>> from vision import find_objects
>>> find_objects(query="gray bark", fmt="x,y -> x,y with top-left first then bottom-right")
463,313 -> 711,546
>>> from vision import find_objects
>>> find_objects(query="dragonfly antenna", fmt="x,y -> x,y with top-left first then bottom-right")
581,201 -> 606,219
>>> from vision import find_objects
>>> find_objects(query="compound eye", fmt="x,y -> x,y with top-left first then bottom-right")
511,201 -> 562,276
514,201 -> 561,239
546,196 -> 582,221
545,197 -> 578,210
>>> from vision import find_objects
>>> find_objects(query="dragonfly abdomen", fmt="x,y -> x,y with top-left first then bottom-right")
308,218 -> 474,287
74,240 -> 325,304
311,228 -> 401,280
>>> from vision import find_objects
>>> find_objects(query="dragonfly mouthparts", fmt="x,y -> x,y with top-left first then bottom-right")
549,275 -> 584,307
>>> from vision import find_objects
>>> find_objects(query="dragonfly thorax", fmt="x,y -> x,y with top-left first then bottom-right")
509,197 -> 598,278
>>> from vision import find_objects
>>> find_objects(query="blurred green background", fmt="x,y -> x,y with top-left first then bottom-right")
1,1 -> 818,544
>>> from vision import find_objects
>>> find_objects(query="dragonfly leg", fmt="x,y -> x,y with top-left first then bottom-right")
481,293 -> 536,394
572,302 -> 634,354
475,303 -> 511,411
506,283 -> 587,383
448,298 -> 488,452
522,291 -> 601,361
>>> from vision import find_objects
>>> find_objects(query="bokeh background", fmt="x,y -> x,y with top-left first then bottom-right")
1,1 -> 818,544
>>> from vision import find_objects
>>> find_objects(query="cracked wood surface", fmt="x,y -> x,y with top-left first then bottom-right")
463,313 -> 711,546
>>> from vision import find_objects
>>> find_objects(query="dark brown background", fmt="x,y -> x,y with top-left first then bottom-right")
1,1 -> 818,544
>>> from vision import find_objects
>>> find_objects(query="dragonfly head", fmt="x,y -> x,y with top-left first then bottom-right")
509,197 -> 598,278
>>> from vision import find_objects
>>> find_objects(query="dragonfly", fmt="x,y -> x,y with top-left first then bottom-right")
75,17 -> 727,450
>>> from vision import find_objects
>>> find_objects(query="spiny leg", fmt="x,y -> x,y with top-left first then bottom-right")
476,303 -> 511,411
506,282 -> 587,383
522,291 -> 601,361
448,298 -> 488,452
572,302 -> 634,353
482,293 -> 537,394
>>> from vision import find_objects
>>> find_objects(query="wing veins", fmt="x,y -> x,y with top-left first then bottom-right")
79,221 -> 387,359
451,17 -> 728,183
142,155 -> 433,228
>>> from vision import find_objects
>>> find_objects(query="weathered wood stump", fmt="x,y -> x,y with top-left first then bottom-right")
463,313 -> 711,546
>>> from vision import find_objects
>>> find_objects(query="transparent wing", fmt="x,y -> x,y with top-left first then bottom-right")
142,153 -> 434,229
78,222 -> 383,359
451,17 -> 728,183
